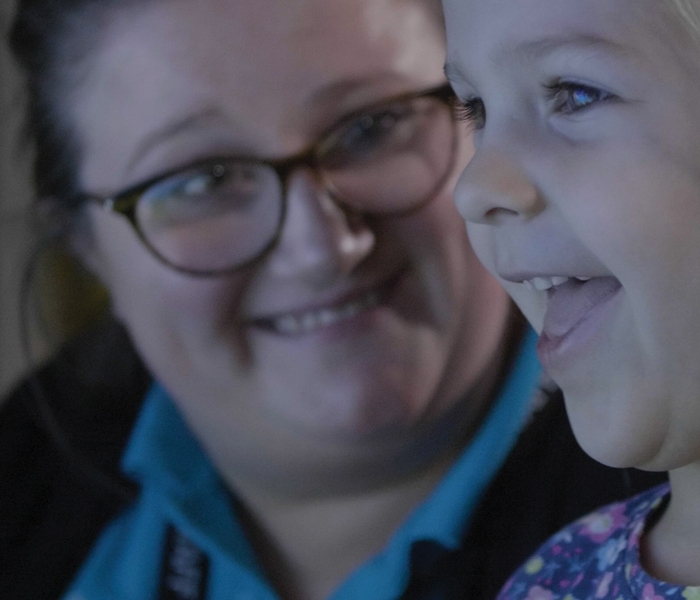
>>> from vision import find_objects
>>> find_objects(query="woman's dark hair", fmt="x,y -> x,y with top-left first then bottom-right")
9,0 -> 143,502
9,0 -> 140,226
10,0 -> 134,338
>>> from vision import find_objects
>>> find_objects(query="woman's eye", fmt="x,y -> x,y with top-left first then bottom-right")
152,167 -> 222,200
319,102 -> 421,167
180,172 -> 218,196
154,163 -> 256,200
546,82 -> 616,115
338,106 -> 411,153
452,97 -> 486,129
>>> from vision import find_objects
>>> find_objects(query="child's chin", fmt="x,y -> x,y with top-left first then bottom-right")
562,389 -> 666,470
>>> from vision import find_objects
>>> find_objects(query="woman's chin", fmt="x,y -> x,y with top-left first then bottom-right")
261,374 -> 441,443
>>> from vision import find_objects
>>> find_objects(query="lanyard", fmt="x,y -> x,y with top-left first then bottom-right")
158,525 -> 210,600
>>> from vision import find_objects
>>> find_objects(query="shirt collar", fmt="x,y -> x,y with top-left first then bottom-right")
122,328 -> 541,599
331,328 -> 541,599
121,386 -> 265,582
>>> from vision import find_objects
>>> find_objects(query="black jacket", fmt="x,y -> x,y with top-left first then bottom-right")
0,319 -> 666,600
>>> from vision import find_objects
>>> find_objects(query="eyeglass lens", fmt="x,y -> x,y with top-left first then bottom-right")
132,94 -> 455,273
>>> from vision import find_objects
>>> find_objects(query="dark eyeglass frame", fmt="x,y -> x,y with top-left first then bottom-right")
82,83 -> 459,277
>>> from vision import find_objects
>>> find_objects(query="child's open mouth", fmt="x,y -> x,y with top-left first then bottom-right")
532,276 -> 623,368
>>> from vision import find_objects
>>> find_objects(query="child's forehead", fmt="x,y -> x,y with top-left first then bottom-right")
443,0 -> 682,76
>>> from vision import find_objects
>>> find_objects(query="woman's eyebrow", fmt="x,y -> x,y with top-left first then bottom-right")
126,107 -> 229,173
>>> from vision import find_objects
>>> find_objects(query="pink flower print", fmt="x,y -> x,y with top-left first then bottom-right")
580,504 -> 629,543
627,519 -> 645,550
641,583 -> 664,600
595,572 -> 613,598
526,586 -> 555,600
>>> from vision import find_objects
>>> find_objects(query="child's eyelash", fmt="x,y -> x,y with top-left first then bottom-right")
452,97 -> 486,129
543,80 -> 617,114
449,82 -> 616,129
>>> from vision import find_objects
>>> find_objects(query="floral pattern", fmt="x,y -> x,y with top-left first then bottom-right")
498,485 -> 700,600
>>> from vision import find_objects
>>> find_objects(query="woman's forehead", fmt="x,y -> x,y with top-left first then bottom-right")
74,0 -> 446,191
85,0 -> 444,114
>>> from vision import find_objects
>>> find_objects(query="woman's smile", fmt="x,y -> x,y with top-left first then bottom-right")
253,288 -> 382,336
247,270 -> 403,337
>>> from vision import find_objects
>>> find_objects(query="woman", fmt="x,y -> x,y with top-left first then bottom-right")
0,0 -> 664,598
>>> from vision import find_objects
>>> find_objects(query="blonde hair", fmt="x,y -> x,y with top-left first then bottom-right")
666,0 -> 700,40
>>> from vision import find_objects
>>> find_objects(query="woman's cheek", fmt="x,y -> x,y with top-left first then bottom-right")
98,248 -> 251,379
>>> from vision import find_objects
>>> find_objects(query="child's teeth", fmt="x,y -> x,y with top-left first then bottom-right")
528,276 -> 571,291
532,277 -> 552,291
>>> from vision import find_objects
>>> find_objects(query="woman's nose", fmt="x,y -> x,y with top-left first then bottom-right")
267,168 -> 376,280
454,148 -> 544,225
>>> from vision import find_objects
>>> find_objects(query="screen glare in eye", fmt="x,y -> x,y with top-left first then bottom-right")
182,174 -> 213,196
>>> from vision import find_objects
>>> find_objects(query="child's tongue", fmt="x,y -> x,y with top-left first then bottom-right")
542,276 -> 622,339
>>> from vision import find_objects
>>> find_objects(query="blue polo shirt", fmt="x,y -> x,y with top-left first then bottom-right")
63,331 -> 540,600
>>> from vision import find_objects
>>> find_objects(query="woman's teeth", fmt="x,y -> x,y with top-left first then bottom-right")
270,291 -> 380,335
523,276 -> 592,291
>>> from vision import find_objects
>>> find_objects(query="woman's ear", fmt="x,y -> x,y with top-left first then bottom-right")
67,211 -> 105,280
34,197 -> 103,281
36,197 -> 104,280
35,196 -> 72,240
33,198 -> 111,338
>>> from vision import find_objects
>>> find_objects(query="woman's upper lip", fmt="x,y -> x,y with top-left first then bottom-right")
244,269 -> 406,324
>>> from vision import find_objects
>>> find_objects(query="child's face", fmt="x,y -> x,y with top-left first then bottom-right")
443,0 -> 700,472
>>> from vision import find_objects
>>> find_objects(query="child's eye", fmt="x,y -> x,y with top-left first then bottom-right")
545,81 -> 617,115
452,96 -> 486,130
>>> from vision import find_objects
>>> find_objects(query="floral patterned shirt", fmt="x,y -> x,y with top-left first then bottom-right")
497,484 -> 700,600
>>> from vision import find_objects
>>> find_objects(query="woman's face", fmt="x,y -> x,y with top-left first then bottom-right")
73,0 -> 510,492
444,0 -> 700,471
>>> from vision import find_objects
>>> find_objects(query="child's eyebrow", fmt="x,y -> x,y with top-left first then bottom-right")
443,34 -> 631,89
443,62 -> 468,86
493,34 -> 631,66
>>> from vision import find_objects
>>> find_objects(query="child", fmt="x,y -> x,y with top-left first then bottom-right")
440,0 -> 700,596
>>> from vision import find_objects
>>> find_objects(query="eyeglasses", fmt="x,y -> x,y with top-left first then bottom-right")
85,84 -> 459,276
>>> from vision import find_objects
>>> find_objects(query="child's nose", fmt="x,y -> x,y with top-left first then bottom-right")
267,168 -> 375,281
454,148 -> 544,225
